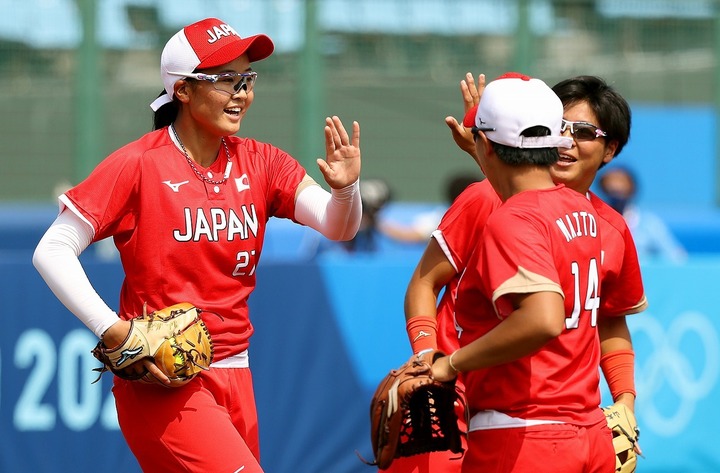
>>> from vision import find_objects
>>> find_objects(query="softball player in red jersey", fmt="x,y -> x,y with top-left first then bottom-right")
450,184 -> 613,473
391,179 -> 501,473
426,73 -> 615,472
400,74 -> 646,472
33,17 -> 362,473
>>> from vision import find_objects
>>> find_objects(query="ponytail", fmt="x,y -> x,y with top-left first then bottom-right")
152,90 -> 179,130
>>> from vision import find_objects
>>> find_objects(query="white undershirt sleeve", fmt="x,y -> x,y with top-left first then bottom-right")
294,180 -> 362,241
32,210 -> 120,338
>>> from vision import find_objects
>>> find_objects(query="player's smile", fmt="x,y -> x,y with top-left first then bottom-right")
224,106 -> 244,121
556,151 -> 577,166
552,144 -> 580,177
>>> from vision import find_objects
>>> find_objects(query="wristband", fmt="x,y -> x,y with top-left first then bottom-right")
600,349 -> 636,401
406,315 -> 438,354
448,350 -> 460,373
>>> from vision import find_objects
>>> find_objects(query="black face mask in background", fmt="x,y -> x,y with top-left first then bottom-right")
603,190 -> 631,215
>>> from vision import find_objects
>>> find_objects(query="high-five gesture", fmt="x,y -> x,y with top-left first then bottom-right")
445,72 -> 486,158
318,116 -> 361,189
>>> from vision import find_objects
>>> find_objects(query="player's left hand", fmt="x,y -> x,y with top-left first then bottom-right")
318,116 -> 361,189
101,320 -> 172,385
445,72 -> 486,159
603,401 -> 642,472
462,72 -> 486,110
614,393 -> 643,456
92,303 -> 213,388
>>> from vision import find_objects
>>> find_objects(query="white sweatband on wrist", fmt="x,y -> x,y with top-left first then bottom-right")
294,180 -> 361,241
32,210 -> 121,338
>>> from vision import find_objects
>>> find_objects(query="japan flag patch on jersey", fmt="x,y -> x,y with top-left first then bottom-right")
235,174 -> 250,192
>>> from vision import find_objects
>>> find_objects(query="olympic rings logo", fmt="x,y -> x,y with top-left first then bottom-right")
629,311 -> 719,437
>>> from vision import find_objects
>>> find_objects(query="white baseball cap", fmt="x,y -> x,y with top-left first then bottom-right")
463,72 -> 573,149
150,17 -> 274,111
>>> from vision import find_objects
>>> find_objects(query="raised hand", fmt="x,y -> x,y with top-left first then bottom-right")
445,72 -> 486,158
317,116 -> 361,189
462,71 -> 485,111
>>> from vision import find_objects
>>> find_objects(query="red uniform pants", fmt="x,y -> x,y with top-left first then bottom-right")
462,419 -> 615,473
113,367 -> 262,472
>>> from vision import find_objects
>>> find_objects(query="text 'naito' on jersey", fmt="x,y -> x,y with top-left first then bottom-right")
555,211 -> 598,242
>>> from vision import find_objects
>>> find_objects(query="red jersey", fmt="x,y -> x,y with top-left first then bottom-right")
588,191 -> 648,316
454,185 -> 605,426
433,184 -> 647,356
61,128 -> 306,361
433,179 -> 501,354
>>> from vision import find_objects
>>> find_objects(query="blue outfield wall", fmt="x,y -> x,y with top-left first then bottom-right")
1,237 -> 719,472
0,102 -> 717,471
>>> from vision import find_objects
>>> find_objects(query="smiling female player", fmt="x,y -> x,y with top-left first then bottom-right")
34,17 -> 362,473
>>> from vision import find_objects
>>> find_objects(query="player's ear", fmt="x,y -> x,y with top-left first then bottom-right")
603,139 -> 619,164
174,79 -> 192,104
469,131 -> 491,174
475,130 -> 493,157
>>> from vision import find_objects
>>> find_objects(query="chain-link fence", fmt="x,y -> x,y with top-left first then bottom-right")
1,0 -> 717,202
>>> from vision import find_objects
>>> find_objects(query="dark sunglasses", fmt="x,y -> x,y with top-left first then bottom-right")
561,119 -> 607,142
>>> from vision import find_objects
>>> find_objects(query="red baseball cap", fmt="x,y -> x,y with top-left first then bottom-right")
151,18 -> 274,111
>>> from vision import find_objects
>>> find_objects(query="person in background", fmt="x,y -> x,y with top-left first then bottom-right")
341,178 -> 393,253
33,17 -> 361,473
379,172 -> 482,244
599,165 -> 687,263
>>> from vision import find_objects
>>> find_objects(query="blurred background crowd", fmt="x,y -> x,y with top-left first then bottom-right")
2,0 -> 718,260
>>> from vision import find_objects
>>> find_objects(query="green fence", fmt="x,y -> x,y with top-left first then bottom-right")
1,0 -> 718,202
